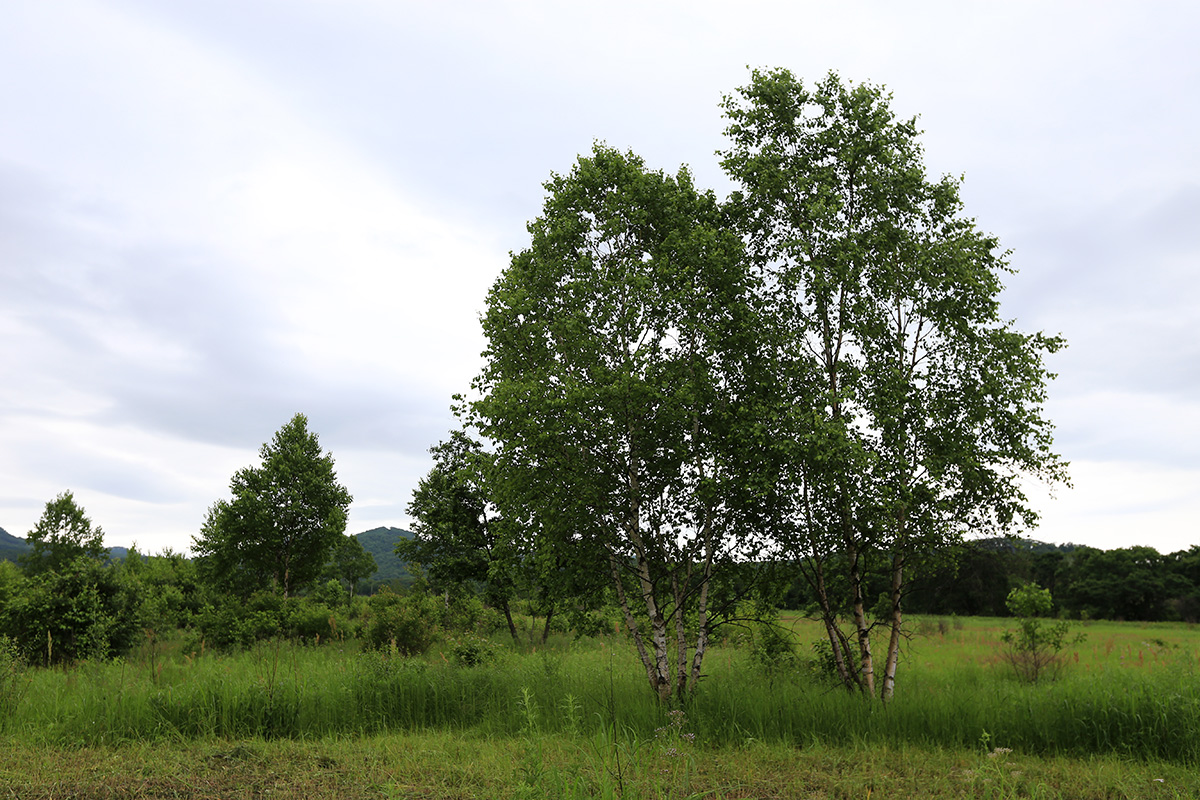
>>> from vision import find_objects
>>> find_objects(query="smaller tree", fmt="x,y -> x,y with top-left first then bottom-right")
193,413 -> 353,598
400,430 -> 525,643
1000,582 -> 1082,683
324,535 -> 377,597
20,491 -> 108,576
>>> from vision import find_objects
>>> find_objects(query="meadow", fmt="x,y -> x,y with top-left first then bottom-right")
2,614 -> 1199,798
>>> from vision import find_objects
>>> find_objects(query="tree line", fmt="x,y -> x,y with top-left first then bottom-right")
0,414 -> 380,665
897,538 -> 1200,622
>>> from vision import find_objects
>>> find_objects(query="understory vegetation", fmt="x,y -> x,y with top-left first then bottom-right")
1,612 -> 1198,798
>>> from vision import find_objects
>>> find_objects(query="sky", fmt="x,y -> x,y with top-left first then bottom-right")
2,0 -> 1198,556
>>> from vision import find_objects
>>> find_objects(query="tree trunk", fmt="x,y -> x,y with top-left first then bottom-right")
541,605 -> 555,644
621,458 -> 674,702
848,547 -> 876,697
881,553 -> 904,702
609,551 -> 672,701
687,532 -> 715,691
808,558 -> 859,691
500,600 -> 520,645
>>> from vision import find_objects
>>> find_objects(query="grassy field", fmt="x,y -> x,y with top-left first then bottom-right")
2,615 -> 1198,798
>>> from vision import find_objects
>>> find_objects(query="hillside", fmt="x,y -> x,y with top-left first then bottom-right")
0,527 -> 29,564
0,525 -> 128,566
354,526 -> 416,588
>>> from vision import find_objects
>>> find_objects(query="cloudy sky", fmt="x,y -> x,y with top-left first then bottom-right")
2,0 -> 1198,555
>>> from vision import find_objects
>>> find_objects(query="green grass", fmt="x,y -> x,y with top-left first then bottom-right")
2,617 -> 1199,796
4,731 -> 1200,799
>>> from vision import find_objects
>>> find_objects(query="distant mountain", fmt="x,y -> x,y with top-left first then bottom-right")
0,527 -> 30,564
0,527 -> 128,565
354,526 -> 416,588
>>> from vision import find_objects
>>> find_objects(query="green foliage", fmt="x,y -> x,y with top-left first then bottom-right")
363,590 -> 440,656
400,430 -> 527,641
718,67 -> 1068,699
194,591 -> 285,652
448,633 -> 498,667
0,560 -> 22,631
1001,582 -> 1083,683
0,635 -> 28,721
286,601 -> 344,643
471,142 -> 770,700
808,637 -> 858,684
189,589 -> 361,652
120,547 -> 204,634
313,578 -> 347,608
1006,581 -> 1053,618
747,621 -> 799,674
4,556 -> 140,665
193,413 -> 353,598
19,491 -> 108,577
1053,545 -> 1179,621
322,535 -> 376,597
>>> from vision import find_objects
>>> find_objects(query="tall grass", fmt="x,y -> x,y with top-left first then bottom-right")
3,625 -> 1198,765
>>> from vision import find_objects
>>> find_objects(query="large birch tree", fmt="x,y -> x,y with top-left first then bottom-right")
721,69 -> 1068,700
470,145 -> 770,702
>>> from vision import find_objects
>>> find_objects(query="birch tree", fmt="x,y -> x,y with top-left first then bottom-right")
721,69 -> 1068,700
470,145 -> 770,701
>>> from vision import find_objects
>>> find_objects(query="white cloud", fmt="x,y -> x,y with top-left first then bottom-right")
1026,459 -> 1200,554
1,0 -> 1198,554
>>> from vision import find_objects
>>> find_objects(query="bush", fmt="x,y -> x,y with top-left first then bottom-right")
1001,582 -> 1084,683
286,600 -> 346,643
749,621 -> 799,673
448,633 -> 498,666
808,637 -> 858,684
440,594 -> 483,633
364,590 -> 440,656
312,579 -> 347,609
565,607 -> 616,639
194,591 -> 284,652
4,557 -> 141,664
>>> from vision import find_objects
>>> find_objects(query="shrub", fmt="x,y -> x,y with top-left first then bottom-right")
364,590 -> 440,656
286,601 -> 346,643
5,557 -> 141,664
749,621 -> 799,673
194,591 -> 284,652
448,633 -> 498,666
312,579 -> 347,609
473,606 -> 510,636
807,637 -> 857,684
1001,582 -> 1083,683
440,593 -> 483,633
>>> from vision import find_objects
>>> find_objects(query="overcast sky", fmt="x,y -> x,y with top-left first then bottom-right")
2,0 -> 1198,555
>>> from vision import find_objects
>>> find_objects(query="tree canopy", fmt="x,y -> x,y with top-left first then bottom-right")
717,69 -> 1067,699
193,413 -> 353,598
20,491 -> 108,577
453,70 -> 1067,702
470,144 -> 773,700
